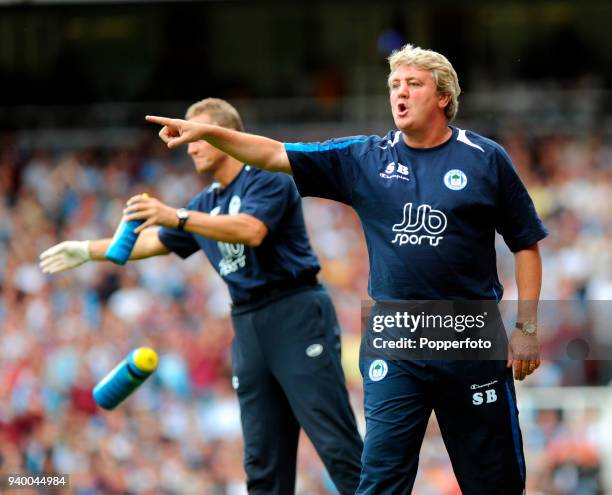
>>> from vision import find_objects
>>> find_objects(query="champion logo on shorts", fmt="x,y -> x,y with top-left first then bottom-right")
368,359 -> 388,382
306,343 -> 323,357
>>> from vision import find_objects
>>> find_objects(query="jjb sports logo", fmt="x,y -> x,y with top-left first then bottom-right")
218,242 -> 246,276
391,203 -> 447,247
211,197 -> 247,276
368,360 -> 388,382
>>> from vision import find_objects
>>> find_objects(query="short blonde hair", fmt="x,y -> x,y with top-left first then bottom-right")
185,98 -> 244,131
387,43 -> 461,121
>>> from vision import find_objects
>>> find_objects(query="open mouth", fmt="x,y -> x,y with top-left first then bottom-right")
397,102 -> 408,115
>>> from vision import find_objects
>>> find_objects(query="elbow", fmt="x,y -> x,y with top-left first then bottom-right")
245,228 -> 267,247
244,223 -> 268,247
267,146 -> 291,174
234,215 -> 268,247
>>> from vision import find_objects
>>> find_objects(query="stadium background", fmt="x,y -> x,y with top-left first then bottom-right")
1,0 -> 611,493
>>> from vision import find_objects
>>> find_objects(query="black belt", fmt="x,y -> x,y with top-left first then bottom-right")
240,272 -> 319,305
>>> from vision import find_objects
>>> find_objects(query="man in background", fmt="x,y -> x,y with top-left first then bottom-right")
40,98 -> 363,495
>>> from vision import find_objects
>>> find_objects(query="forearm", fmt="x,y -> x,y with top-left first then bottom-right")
514,243 -> 542,322
89,228 -> 170,261
200,125 -> 291,173
185,212 -> 267,247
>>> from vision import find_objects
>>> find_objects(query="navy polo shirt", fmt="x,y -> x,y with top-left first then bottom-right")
285,126 -> 548,301
158,165 -> 320,304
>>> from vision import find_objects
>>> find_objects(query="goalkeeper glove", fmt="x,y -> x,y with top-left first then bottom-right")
39,240 -> 91,274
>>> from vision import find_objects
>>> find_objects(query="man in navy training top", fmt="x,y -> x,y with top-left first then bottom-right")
144,43 -> 548,494
39,98 -> 363,495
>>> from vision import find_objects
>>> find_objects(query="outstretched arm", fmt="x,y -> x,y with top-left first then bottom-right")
39,228 -> 170,274
145,115 -> 291,174
88,228 -> 170,260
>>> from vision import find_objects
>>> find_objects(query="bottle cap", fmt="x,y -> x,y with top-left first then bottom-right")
131,347 -> 158,373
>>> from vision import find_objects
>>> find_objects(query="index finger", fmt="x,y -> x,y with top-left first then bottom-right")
145,115 -> 175,126
126,193 -> 149,206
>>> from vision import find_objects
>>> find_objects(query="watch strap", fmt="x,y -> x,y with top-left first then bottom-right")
515,321 -> 537,335
176,209 -> 189,232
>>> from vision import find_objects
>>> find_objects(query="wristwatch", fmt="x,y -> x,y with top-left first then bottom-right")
176,208 -> 190,231
515,321 -> 537,336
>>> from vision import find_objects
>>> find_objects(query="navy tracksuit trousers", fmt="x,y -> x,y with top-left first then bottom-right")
357,358 -> 526,494
231,285 -> 363,494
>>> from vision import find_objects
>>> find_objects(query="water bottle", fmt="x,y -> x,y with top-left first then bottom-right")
93,347 -> 158,410
105,193 -> 147,265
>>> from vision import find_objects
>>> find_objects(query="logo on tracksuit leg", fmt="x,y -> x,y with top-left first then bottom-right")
306,343 -> 324,357
470,380 -> 498,405
368,360 -> 388,382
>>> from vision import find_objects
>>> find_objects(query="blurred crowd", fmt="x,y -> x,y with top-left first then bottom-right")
0,125 -> 610,494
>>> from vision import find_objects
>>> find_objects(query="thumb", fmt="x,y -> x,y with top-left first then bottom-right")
168,137 -> 186,149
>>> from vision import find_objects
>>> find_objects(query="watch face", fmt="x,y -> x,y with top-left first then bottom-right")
524,322 -> 536,334
518,322 -> 536,334
177,208 -> 189,219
